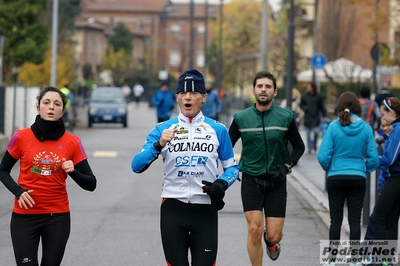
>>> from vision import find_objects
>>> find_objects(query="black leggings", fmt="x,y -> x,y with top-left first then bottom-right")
327,178 -> 366,241
10,212 -> 71,266
160,198 -> 218,266
372,176 -> 400,240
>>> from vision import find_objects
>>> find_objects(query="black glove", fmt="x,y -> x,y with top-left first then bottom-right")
202,179 -> 228,211
271,165 -> 288,183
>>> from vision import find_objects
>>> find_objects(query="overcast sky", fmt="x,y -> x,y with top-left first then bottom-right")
171,0 -> 282,12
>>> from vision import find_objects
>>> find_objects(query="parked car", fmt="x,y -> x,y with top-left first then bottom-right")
88,87 -> 128,127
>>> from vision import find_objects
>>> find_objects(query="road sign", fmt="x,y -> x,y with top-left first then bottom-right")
370,42 -> 388,62
311,53 -> 327,69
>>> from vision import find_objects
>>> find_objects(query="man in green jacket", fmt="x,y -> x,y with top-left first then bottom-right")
229,71 -> 305,266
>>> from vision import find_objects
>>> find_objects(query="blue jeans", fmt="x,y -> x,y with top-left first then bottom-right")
305,126 -> 319,151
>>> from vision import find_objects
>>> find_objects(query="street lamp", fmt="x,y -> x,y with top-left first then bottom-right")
160,4 -> 175,72
260,0 -> 268,71
11,66 -> 20,133
0,34 -> 5,86
189,0 -> 195,69
216,0 -> 223,90
203,3 -> 217,77
142,17 -> 156,102
285,0 -> 294,109
50,0 -> 59,87
204,0 -> 209,76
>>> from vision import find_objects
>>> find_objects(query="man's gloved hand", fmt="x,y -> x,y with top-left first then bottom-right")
271,165 -> 288,183
202,179 -> 228,211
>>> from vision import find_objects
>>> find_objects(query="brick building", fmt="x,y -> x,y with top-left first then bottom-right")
74,0 -> 220,82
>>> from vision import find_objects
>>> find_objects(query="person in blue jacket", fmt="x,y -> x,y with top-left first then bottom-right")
317,91 -> 379,266
201,79 -> 222,120
151,80 -> 176,123
132,69 -> 239,266
372,97 -> 400,242
364,118 -> 393,241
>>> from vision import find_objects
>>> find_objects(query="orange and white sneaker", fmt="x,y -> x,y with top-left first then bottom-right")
266,243 -> 281,261
263,227 -> 281,261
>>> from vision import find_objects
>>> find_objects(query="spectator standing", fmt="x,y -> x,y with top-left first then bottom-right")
317,91 -> 379,266
132,82 -> 144,107
132,69 -> 239,266
300,82 -> 327,154
60,83 -> 78,125
359,86 -> 381,131
201,79 -> 222,120
364,118 -> 394,241
216,87 -> 226,102
372,97 -> 400,241
374,86 -> 394,131
375,87 -> 394,107
77,81 -> 89,107
280,88 -> 304,127
121,83 -> 132,101
0,86 -> 96,266
151,80 -> 176,123
229,71 -> 305,265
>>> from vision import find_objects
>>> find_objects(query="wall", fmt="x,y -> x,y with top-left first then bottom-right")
2,86 -> 41,138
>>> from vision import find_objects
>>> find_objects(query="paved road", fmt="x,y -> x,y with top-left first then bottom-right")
0,102 -> 330,265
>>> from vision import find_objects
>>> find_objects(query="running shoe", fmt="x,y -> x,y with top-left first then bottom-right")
263,228 -> 280,261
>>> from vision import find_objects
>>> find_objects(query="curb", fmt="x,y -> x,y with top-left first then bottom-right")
288,168 -> 351,238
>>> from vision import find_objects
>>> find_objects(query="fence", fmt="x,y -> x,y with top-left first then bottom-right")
0,86 -> 40,138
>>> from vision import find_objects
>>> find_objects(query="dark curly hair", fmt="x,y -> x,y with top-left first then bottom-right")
36,86 -> 67,109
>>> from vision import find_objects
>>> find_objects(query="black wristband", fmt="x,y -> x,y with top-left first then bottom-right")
153,141 -> 163,151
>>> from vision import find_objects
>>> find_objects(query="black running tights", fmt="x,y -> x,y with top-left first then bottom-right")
160,198 -> 218,266
10,212 -> 71,266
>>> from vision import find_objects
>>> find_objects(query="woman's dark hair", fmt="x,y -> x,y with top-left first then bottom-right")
381,97 -> 400,117
253,71 -> 277,90
36,86 -> 67,109
337,91 -> 361,126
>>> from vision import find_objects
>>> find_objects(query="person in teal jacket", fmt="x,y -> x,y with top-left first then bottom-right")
317,91 -> 379,266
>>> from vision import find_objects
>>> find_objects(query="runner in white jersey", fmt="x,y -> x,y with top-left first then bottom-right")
131,69 -> 239,266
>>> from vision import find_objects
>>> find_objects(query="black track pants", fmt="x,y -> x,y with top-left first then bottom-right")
10,212 -> 71,266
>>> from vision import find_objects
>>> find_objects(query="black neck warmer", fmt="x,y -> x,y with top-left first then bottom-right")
30,115 -> 65,141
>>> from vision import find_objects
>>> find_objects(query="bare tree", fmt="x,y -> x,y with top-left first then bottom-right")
318,0 -> 361,90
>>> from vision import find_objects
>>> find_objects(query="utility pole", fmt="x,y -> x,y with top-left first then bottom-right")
149,17 -> 155,98
260,0 -> 268,71
312,0 -> 319,84
0,35 -> 5,86
372,0 -> 380,95
217,0 -> 223,90
285,0 -> 294,109
204,0 -> 209,76
189,0 -> 195,69
50,0 -> 59,87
